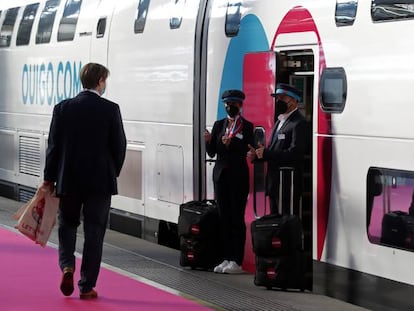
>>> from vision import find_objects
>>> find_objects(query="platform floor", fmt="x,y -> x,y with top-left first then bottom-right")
0,196 -> 369,311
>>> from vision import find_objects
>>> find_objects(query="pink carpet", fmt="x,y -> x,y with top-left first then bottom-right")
0,227 -> 212,311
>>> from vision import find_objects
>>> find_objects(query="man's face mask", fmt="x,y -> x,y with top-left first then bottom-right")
99,79 -> 106,96
226,104 -> 240,118
275,99 -> 289,116
99,87 -> 106,96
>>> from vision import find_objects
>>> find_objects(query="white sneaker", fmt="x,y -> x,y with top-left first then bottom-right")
213,260 -> 229,273
222,261 -> 244,274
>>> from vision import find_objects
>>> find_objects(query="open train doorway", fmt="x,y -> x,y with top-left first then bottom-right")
242,48 -> 314,288
277,49 -> 314,289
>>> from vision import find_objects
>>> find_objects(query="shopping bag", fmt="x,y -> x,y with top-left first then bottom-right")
12,187 -> 45,221
35,191 -> 59,246
14,187 -> 59,247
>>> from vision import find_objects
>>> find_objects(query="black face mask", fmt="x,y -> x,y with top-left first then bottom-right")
226,105 -> 239,118
275,99 -> 288,118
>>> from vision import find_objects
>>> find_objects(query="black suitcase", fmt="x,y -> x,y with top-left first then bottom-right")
381,210 -> 414,249
254,252 -> 306,290
178,200 -> 219,238
251,168 -> 306,291
251,213 -> 302,257
179,236 -> 222,269
178,200 -> 222,269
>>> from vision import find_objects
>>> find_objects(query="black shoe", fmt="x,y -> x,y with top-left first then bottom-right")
60,267 -> 74,296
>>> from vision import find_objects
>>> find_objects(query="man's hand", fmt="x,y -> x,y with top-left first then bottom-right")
255,142 -> 265,159
247,144 -> 256,160
204,129 -> 211,143
221,134 -> 231,146
40,181 -> 54,193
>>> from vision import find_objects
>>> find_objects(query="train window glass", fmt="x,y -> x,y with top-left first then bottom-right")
319,67 -> 347,113
335,0 -> 358,26
367,167 -> 414,251
36,0 -> 61,44
134,0 -> 150,34
96,17 -> 106,38
372,0 -> 414,22
170,0 -> 185,29
0,7 -> 20,48
225,1 -> 241,37
57,0 -> 82,42
17,3 -> 40,46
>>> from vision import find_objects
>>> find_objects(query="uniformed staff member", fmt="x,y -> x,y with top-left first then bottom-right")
249,83 -> 307,215
205,89 -> 254,274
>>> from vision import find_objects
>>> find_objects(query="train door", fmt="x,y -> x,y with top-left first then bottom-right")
89,0 -> 115,66
242,48 -> 315,288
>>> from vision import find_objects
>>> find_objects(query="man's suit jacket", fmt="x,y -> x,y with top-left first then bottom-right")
44,91 -> 127,197
206,117 -> 254,184
263,109 -> 307,196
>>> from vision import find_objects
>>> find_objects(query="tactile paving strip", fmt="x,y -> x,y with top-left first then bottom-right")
102,243 -> 298,311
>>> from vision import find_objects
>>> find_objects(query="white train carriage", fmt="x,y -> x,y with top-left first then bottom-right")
1,0 -> 414,309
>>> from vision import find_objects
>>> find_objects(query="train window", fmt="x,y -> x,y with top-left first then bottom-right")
170,0 -> 185,29
372,0 -> 414,22
225,1 -> 241,37
16,3 -> 40,46
96,17 -> 106,38
57,0 -> 82,42
36,0 -> 61,44
367,167 -> 414,251
335,0 -> 358,26
319,67 -> 347,113
134,0 -> 150,34
0,7 -> 20,48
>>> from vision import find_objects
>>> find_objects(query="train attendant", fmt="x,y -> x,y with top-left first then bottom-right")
42,63 -> 127,299
204,89 -> 254,274
250,83 -> 307,215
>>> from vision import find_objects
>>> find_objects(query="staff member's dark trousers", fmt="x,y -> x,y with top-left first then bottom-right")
58,194 -> 111,293
214,169 -> 248,266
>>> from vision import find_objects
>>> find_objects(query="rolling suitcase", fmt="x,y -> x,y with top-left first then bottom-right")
178,200 -> 219,238
179,236 -> 222,269
251,211 -> 303,257
254,252 -> 305,290
381,210 -> 414,249
251,167 -> 306,291
178,200 -> 222,269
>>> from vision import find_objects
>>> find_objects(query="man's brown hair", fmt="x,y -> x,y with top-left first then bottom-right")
80,63 -> 109,89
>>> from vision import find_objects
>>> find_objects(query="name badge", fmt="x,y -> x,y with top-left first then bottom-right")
236,133 -> 243,139
277,133 -> 286,140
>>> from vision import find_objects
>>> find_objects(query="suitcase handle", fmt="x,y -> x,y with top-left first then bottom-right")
278,167 -> 294,216
278,167 -> 302,218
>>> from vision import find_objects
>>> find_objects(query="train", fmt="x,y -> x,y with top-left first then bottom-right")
1,0 -> 414,309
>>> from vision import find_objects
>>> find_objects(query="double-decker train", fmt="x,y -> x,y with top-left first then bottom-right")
1,0 -> 414,309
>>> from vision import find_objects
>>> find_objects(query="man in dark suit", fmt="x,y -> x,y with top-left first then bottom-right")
251,83 -> 307,215
205,89 -> 254,274
42,63 -> 127,299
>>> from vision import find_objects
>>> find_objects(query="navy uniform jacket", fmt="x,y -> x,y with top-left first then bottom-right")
206,117 -> 254,185
44,91 -> 127,197
263,109 -> 307,197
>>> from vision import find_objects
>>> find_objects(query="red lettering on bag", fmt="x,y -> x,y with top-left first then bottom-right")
271,237 -> 282,248
190,224 -> 200,235
266,268 -> 277,279
187,251 -> 195,261
22,222 -> 35,233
